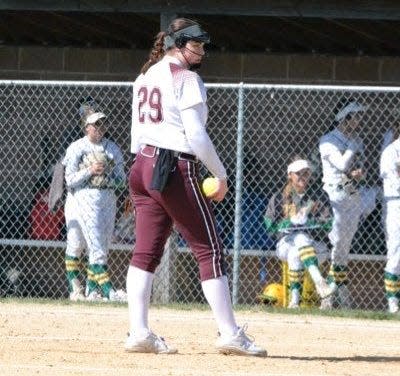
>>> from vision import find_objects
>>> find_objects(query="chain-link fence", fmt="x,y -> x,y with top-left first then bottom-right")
0,81 -> 399,311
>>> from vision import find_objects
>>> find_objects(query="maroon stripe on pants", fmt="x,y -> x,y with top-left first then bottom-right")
129,150 -> 226,281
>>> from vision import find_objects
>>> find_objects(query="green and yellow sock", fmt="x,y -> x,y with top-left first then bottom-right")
65,255 -> 81,292
384,272 -> 400,299
299,246 -> 318,268
86,266 -> 98,295
88,264 -> 113,298
327,264 -> 348,286
289,269 -> 304,293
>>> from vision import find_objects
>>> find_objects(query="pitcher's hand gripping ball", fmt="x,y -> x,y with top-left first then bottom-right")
202,177 -> 219,199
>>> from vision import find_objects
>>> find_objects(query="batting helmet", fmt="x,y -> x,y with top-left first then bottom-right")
259,283 -> 285,307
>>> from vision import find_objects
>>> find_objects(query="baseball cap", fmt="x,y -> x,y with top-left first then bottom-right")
84,112 -> 107,126
335,101 -> 366,122
287,159 -> 311,174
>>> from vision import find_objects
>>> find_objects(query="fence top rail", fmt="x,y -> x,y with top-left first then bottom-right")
1,80 -> 400,92
209,83 -> 400,92
0,80 -> 134,87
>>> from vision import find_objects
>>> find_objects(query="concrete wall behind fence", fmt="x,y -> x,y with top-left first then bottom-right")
1,46 -> 400,84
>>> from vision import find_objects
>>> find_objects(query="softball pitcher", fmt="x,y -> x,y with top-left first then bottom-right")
63,108 -> 127,302
380,134 -> 400,314
264,157 -> 335,308
125,17 -> 266,356
319,99 -> 375,309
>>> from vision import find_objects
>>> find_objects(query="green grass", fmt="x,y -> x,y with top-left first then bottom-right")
253,305 -> 400,321
1,297 -> 399,321
0,296 -> 125,308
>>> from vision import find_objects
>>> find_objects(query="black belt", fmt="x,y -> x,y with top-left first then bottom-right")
141,145 -> 198,163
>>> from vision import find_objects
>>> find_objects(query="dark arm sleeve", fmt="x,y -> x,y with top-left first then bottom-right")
315,191 -> 332,223
264,193 -> 280,233
309,191 -> 333,237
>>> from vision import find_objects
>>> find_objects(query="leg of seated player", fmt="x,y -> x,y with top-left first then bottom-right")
287,247 -> 303,308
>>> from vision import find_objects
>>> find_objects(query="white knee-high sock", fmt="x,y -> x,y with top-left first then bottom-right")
126,265 -> 154,337
201,275 -> 238,337
290,288 -> 301,305
307,265 -> 323,284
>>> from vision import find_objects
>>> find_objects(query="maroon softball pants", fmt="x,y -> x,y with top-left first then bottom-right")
129,145 -> 226,281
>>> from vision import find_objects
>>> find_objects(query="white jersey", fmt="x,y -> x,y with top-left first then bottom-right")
319,128 -> 364,186
131,55 -> 207,154
380,138 -> 400,198
63,135 -> 125,191
381,128 -> 395,153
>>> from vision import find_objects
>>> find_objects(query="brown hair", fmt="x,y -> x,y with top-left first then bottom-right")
282,155 -> 307,213
140,18 -> 199,74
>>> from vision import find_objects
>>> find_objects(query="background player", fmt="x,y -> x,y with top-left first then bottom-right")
63,106 -> 127,302
264,156 -> 335,308
125,17 -> 266,356
380,113 -> 400,314
319,98 -> 375,309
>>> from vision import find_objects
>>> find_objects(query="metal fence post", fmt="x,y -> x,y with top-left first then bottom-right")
232,82 -> 245,305
1,80 -> 398,310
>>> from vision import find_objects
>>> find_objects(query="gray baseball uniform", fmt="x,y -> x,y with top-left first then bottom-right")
380,137 -> 400,311
63,136 -> 125,264
319,128 -> 365,268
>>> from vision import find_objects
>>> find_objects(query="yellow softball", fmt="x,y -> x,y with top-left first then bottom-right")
201,177 -> 219,198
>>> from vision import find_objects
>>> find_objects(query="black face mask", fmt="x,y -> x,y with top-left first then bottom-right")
181,46 -> 205,71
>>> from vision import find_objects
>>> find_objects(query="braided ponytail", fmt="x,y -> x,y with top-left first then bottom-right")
140,31 -> 167,74
282,179 -> 294,218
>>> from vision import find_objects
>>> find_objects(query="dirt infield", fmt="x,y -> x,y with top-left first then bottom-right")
0,301 -> 399,376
